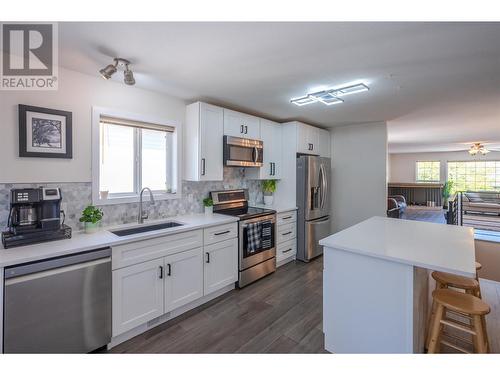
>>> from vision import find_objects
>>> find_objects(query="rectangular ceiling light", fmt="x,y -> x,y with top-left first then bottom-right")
290,82 -> 369,107
334,83 -> 369,97
290,95 -> 317,106
308,91 -> 344,106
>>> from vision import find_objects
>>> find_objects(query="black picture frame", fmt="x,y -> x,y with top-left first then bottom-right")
18,104 -> 73,159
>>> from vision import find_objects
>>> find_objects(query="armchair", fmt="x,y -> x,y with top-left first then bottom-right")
388,195 -> 407,215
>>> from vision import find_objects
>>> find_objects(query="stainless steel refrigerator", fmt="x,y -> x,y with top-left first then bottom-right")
296,155 -> 331,262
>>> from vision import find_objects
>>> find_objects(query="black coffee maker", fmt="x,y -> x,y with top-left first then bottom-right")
2,187 -> 72,249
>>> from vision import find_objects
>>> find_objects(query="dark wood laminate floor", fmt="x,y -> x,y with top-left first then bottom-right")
108,257 -> 327,353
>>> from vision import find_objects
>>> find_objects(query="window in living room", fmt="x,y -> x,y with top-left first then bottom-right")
447,161 -> 500,193
416,161 -> 440,182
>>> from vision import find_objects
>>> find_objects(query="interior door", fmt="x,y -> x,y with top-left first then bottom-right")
305,216 -> 331,260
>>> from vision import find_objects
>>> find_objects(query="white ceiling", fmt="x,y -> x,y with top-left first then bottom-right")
58,22 -> 500,152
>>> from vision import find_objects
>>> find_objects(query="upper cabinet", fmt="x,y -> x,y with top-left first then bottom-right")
283,121 -> 331,157
184,102 -> 224,181
318,128 -> 331,158
223,109 -> 260,139
247,119 -> 282,180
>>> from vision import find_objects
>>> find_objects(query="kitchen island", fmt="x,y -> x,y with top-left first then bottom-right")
319,216 -> 476,353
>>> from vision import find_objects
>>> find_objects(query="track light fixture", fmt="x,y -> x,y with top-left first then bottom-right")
99,58 -> 135,86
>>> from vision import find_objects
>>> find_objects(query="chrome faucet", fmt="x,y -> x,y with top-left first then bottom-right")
138,187 -> 155,224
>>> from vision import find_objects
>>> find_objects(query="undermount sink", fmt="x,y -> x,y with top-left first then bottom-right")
110,221 -> 184,237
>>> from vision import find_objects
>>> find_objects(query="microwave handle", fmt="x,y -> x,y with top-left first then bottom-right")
253,147 -> 259,163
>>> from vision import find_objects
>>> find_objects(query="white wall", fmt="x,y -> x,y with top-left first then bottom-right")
331,122 -> 388,232
0,67 -> 186,183
389,151 -> 500,183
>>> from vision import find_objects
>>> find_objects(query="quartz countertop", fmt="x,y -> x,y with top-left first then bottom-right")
319,216 -> 476,277
250,202 -> 297,213
0,213 -> 238,268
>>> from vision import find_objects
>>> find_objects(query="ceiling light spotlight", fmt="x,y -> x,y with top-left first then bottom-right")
123,64 -> 135,86
468,143 -> 490,155
290,82 -> 369,107
99,61 -> 117,80
99,58 -> 135,86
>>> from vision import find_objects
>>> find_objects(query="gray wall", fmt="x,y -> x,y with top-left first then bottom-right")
331,122 -> 388,232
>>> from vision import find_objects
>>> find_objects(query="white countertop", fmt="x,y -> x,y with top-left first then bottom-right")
250,202 -> 297,213
0,213 -> 238,268
319,216 -> 476,277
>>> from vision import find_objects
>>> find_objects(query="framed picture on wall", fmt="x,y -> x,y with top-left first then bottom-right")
18,104 -> 73,159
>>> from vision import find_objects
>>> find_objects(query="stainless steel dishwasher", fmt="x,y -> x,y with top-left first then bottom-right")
3,247 -> 112,353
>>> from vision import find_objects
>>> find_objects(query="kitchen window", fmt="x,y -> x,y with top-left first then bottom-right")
92,108 -> 179,205
416,161 -> 440,182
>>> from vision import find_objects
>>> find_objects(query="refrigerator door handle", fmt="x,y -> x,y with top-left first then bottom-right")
319,165 -> 325,209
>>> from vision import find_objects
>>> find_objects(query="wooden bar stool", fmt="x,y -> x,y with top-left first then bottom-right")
427,289 -> 490,353
426,271 -> 481,349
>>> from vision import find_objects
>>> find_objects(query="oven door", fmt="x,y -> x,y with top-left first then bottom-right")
239,215 -> 276,270
224,136 -> 263,167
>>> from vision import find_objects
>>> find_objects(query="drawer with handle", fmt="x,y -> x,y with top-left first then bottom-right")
277,210 -> 297,226
277,222 -> 296,244
277,238 -> 297,262
204,222 -> 238,245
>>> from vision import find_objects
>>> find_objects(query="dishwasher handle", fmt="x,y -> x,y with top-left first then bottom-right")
4,247 -> 111,279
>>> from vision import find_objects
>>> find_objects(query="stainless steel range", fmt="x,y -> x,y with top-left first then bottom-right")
211,189 -> 276,287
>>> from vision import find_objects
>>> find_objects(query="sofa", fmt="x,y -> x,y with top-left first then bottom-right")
387,195 -> 407,218
462,192 -> 500,215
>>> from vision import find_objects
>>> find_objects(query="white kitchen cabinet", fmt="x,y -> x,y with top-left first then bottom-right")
164,247 -> 204,312
112,258 -> 164,336
296,122 -> 320,155
204,238 -> 238,295
223,109 -> 260,139
247,119 -> 282,180
184,102 -> 224,181
318,128 -> 331,157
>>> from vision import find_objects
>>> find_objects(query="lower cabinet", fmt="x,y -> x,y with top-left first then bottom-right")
112,258 -> 164,336
204,238 -> 238,295
164,247 -> 203,312
112,224 -> 239,337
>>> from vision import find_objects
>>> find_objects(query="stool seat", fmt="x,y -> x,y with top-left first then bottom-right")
432,289 -> 490,316
475,262 -> 482,271
432,271 -> 479,290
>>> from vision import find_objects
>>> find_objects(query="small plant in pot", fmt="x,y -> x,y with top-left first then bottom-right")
262,179 -> 277,206
203,197 -> 214,215
79,205 -> 104,234
442,181 -> 454,210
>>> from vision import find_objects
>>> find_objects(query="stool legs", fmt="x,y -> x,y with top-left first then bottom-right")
472,315 -> 487,353
427,304 -> 444,353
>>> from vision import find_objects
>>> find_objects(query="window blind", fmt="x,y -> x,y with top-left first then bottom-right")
100,115 -> 175,133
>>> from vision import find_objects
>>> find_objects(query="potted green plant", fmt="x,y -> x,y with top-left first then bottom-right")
262,179 -> 277,206
79,205 -> 104,234
203,197 -> 214,215
442,181 -> 454,209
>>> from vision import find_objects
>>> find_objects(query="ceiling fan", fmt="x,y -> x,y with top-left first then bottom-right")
467,143 -> 500,156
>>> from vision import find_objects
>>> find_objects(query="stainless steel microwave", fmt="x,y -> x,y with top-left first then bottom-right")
223,136 -> 263,167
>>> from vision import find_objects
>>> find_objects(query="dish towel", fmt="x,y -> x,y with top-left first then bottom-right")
246,222 -> 262,253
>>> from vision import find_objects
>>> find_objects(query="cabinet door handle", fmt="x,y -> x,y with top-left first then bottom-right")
206,252 -> 210,263
201,158 -> 206,176
159,266 -> 164,279
282,216 -> 292,220
311,143 -> 314,150
270,162 -> 273,176
245,125 -> 248,134
283,248 -> 293,253
240,125 -> 244,133
214,230 -> 230,236
167,263 -> 171,276
282,231 -> 292,236
273,162 -> 276,176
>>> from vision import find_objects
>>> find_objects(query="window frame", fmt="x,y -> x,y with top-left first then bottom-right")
447,160 -> 500,193
415,160 -> 441,183
92,106 -> 182,206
